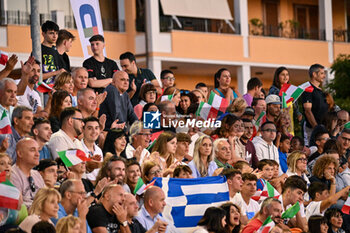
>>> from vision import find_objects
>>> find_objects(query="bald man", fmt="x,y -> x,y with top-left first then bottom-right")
124,193 -> 165,233
99,71 -> 138,129
136,186 -> 177,233
338,110 -> 349,131
87,184 -> 131,233
10,138 -> 45,208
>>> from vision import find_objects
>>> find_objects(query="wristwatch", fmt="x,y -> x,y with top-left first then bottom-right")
122,221 -> 128,227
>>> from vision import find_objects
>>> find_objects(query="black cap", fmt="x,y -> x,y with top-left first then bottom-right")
36,159 -> 57,171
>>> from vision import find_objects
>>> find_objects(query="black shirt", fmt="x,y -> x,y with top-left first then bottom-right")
83,56 -> 119,93
58,52 -> 71,72
301,83 -> 328,128
41,44 -> 61,85
129,219 -> 146,233
87,203 -> 120,233
127,68 -> 157,106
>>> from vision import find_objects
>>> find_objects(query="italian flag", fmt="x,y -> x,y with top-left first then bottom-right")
57,149 -> 91,167
255,111 -> 266,127
257,216 -> 275,233
299,81 -> 314,93
0,178 -> 20,210
134,178 -> 156,195
37,82 -> 54,93
0,50 -> 8,65
252,181 -> 280,202
282,201 -> 300,219
0,110 -> 12,134
279,83 -> 304,104
342,193 -> 350,214
147,130 -> 164,151
196,102 -> 219,120
161,95 -> 173,102
0,171 -> 6,182
208,92 -> 229,113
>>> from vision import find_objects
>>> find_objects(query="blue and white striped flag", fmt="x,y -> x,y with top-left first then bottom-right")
153,176 -> 230,232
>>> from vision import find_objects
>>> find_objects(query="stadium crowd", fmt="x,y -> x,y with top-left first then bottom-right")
0,20 -> 349,233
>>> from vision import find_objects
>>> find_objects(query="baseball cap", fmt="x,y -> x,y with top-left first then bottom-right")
265,94 -> 281,105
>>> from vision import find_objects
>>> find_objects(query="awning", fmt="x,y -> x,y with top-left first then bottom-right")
160,0 -> 233,20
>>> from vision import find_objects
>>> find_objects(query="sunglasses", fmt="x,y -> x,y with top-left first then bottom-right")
28,176 -> 36,193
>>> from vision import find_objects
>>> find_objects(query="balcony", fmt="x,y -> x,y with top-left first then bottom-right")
137,16 -> 240,35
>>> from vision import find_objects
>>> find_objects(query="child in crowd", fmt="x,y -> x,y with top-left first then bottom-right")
278,134 -> 290,173
256,159 -> 274,191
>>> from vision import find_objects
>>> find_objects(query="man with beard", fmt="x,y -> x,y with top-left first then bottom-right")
16,59 -> 43,114
265,94 -> 281,124
48,107 -> 85,159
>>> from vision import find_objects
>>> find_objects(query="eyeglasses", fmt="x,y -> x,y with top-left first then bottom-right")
70,191 -> 87,197
146,91 -> 156,95
162,77 -> 175,81
342,136 -> 350,142
149,169 -> 162,176
72,117 -> 84,122
180,90 -> 190,94
297,158 -> 307,162
138,133 -> 152,137
28,176 -> 36,192
262,129 -> 277,133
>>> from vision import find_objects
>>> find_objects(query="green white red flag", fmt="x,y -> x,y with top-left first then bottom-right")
134,178 -> 156,195
257,216 -> 275,233
208,92 -> 229,113
252,181 -> 280,202
196,102 -> 219,120
298,81 -> 314,93
36,82 -> 54,93
279,83 -> 304,104
0,177 -> 20,209
0,50 -> 8,65
57,149 -> 91,167
282,201 -> 300,219
160,95 -> 173,102
0,110 -> 11,134
342,193 -> 350,214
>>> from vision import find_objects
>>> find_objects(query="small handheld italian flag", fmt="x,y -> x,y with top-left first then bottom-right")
0,174 -> 20,210
252,181 -> 280,202
257,216 -> 275,233
279,83 -> 304,104
160,94 -> 173,102
342,192 -> 350,214
36,82 -> 54,93
57,149 -> 91,167
0,50 -> 8,65
255,111 -> 266,127
134,178 -> 156,195
298,81 -> 314,93
0,110 -> 12,134
282,201 -> 300,219
196,102 -> 219,120
208,92 -> 229,113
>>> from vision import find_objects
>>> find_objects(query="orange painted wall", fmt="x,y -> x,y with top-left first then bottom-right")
249,36 -> 330,66
170,31 -> 244,61
333,0 -> 346,30
334,42 -> 350,58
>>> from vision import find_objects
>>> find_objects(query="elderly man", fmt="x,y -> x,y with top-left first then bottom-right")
124,193 -> 164,233
10,138 -> 45,208
99,71 -> 138,130
47,107 -> 85,159
136,186 -> 176,232
51,179 -> 91,233
72,67 -> 88,103
6,106 -> 34,163
214,138 -> 233,168
77,88 -> 98,118
125,121 -> 151,163
0,78 -> 17,117
87,184 -> 131,233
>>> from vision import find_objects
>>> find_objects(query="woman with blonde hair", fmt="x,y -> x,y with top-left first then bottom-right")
142,160 -> 162,184
53,71 -> 74,95
286,151 -> 310,185
188,135 -> 217,178
56,215 -> 81,233
157,86 -> 181,107
227,97 -> 247,117
19,187 -> 61,232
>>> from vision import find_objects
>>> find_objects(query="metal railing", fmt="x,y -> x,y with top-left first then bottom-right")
249,24 -> 326,41
333,29 -> 350,42
137,16 -> 240,34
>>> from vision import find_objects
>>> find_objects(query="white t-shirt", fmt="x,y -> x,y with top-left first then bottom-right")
81,139 -> 103,181
17,86 -> 42,112
306,201 -> 323,220
230,193 -> 247,216
233,193 -> 259,220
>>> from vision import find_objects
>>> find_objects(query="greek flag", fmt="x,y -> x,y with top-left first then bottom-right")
153,176 -> 230,232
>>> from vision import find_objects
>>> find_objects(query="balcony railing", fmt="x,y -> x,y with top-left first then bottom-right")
333,29 -> 350,42
249,24 -> 326,41
137,16 -> 240,35
0,10 -> 125,32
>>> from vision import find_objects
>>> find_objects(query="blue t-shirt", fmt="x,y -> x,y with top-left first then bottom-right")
39,145 -> 52,160
279,149 -> 288,173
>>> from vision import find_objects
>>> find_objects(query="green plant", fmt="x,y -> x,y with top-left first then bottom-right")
249,18 -> 263,35
327,54 -> 350,111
